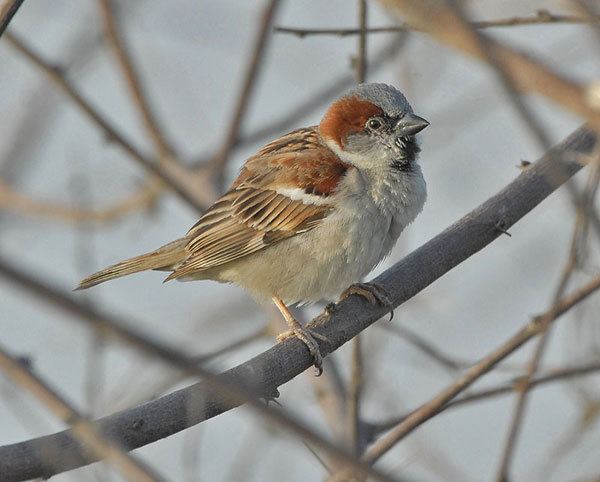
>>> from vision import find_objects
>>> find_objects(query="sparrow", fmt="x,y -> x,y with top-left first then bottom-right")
77,83 -> 429,374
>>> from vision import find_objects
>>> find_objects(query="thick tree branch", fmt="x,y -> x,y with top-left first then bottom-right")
0,124 -> 595,480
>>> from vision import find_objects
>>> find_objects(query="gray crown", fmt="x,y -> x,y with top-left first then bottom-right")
344,83 -> 413,117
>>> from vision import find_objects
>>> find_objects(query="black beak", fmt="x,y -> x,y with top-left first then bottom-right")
395,113 -> 430,137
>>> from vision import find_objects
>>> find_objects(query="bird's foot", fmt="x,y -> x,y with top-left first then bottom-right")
310,302 -> 337,328
340,282 -> 394,320
277,326 -> 328,376
261,388 -> 281,407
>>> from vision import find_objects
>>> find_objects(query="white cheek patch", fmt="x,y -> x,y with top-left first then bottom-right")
323,137 -> 344,155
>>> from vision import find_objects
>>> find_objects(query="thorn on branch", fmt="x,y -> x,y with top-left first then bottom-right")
49,63 -> 66,76
262,388 -> 281,406
131,418 -> 145,430
518,160 -> 532,170
495,219 -> 512,237
16,355 -> 33,370
529,314 -> 546,333
102,131 -> 117,144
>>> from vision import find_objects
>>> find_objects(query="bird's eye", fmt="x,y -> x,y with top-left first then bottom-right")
367,118 -> 382,130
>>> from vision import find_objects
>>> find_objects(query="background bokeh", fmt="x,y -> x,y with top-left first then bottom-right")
1,1 -> 599,481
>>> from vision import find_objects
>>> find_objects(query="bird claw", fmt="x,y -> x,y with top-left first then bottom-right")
277,328 -> 328,376
262,388 -> 281,406
340,282 -> 394,321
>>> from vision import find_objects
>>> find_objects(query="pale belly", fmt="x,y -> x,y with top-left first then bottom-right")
208,205 -> 395,304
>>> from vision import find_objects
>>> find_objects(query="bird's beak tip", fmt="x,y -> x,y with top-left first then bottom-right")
397,113 -> 430,136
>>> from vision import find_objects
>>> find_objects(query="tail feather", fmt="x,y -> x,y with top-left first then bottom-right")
76,238 -> 188,290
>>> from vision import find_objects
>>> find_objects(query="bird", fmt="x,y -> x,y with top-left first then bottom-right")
77,83 -> 429,374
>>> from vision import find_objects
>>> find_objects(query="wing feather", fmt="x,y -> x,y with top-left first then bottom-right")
166,126 -> 349,281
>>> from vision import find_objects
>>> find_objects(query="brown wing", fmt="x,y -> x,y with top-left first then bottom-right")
235,127 -> 350,196
165,127 -> 349,280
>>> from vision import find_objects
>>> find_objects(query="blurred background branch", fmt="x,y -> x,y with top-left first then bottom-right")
0,0 -> 23,37
0,343 -> 164,482
2,2 -> 600,481
275,10 -> 593,38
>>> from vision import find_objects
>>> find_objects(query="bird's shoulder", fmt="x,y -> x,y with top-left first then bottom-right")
234,126 -> 352,197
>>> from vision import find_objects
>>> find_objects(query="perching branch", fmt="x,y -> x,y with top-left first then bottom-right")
0,122 -> 596,480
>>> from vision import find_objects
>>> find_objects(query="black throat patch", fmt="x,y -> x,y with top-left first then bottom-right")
390,136 -> 420,172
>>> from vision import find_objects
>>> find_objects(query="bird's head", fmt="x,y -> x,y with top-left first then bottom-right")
319,83 -> 429,171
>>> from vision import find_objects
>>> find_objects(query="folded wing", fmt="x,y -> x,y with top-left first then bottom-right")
165,127 -> 349,280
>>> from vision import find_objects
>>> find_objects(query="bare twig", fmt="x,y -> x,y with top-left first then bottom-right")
209,0 -> 280,182
0,178 -> 162,223
377,0 -> 600,129
494,169 -> 598,481
0,343 -> 164,482
274,10 -> 590,38
312,358 -> 348,444
0,0 -> 24,37
369,362 -> 600,435
236,35 -> 404,147
193,325 -> 268,363
380,323 -> 465,372
4,31 -> 211,213
96,0 -> 177,161
381,322 -> 541,374
347,0 -> 368,457
348,335 -> 364,455
359,273 -> 600,467
355,0 -> 368,83
190,35 -> 405,170
0,124 -> 595,481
